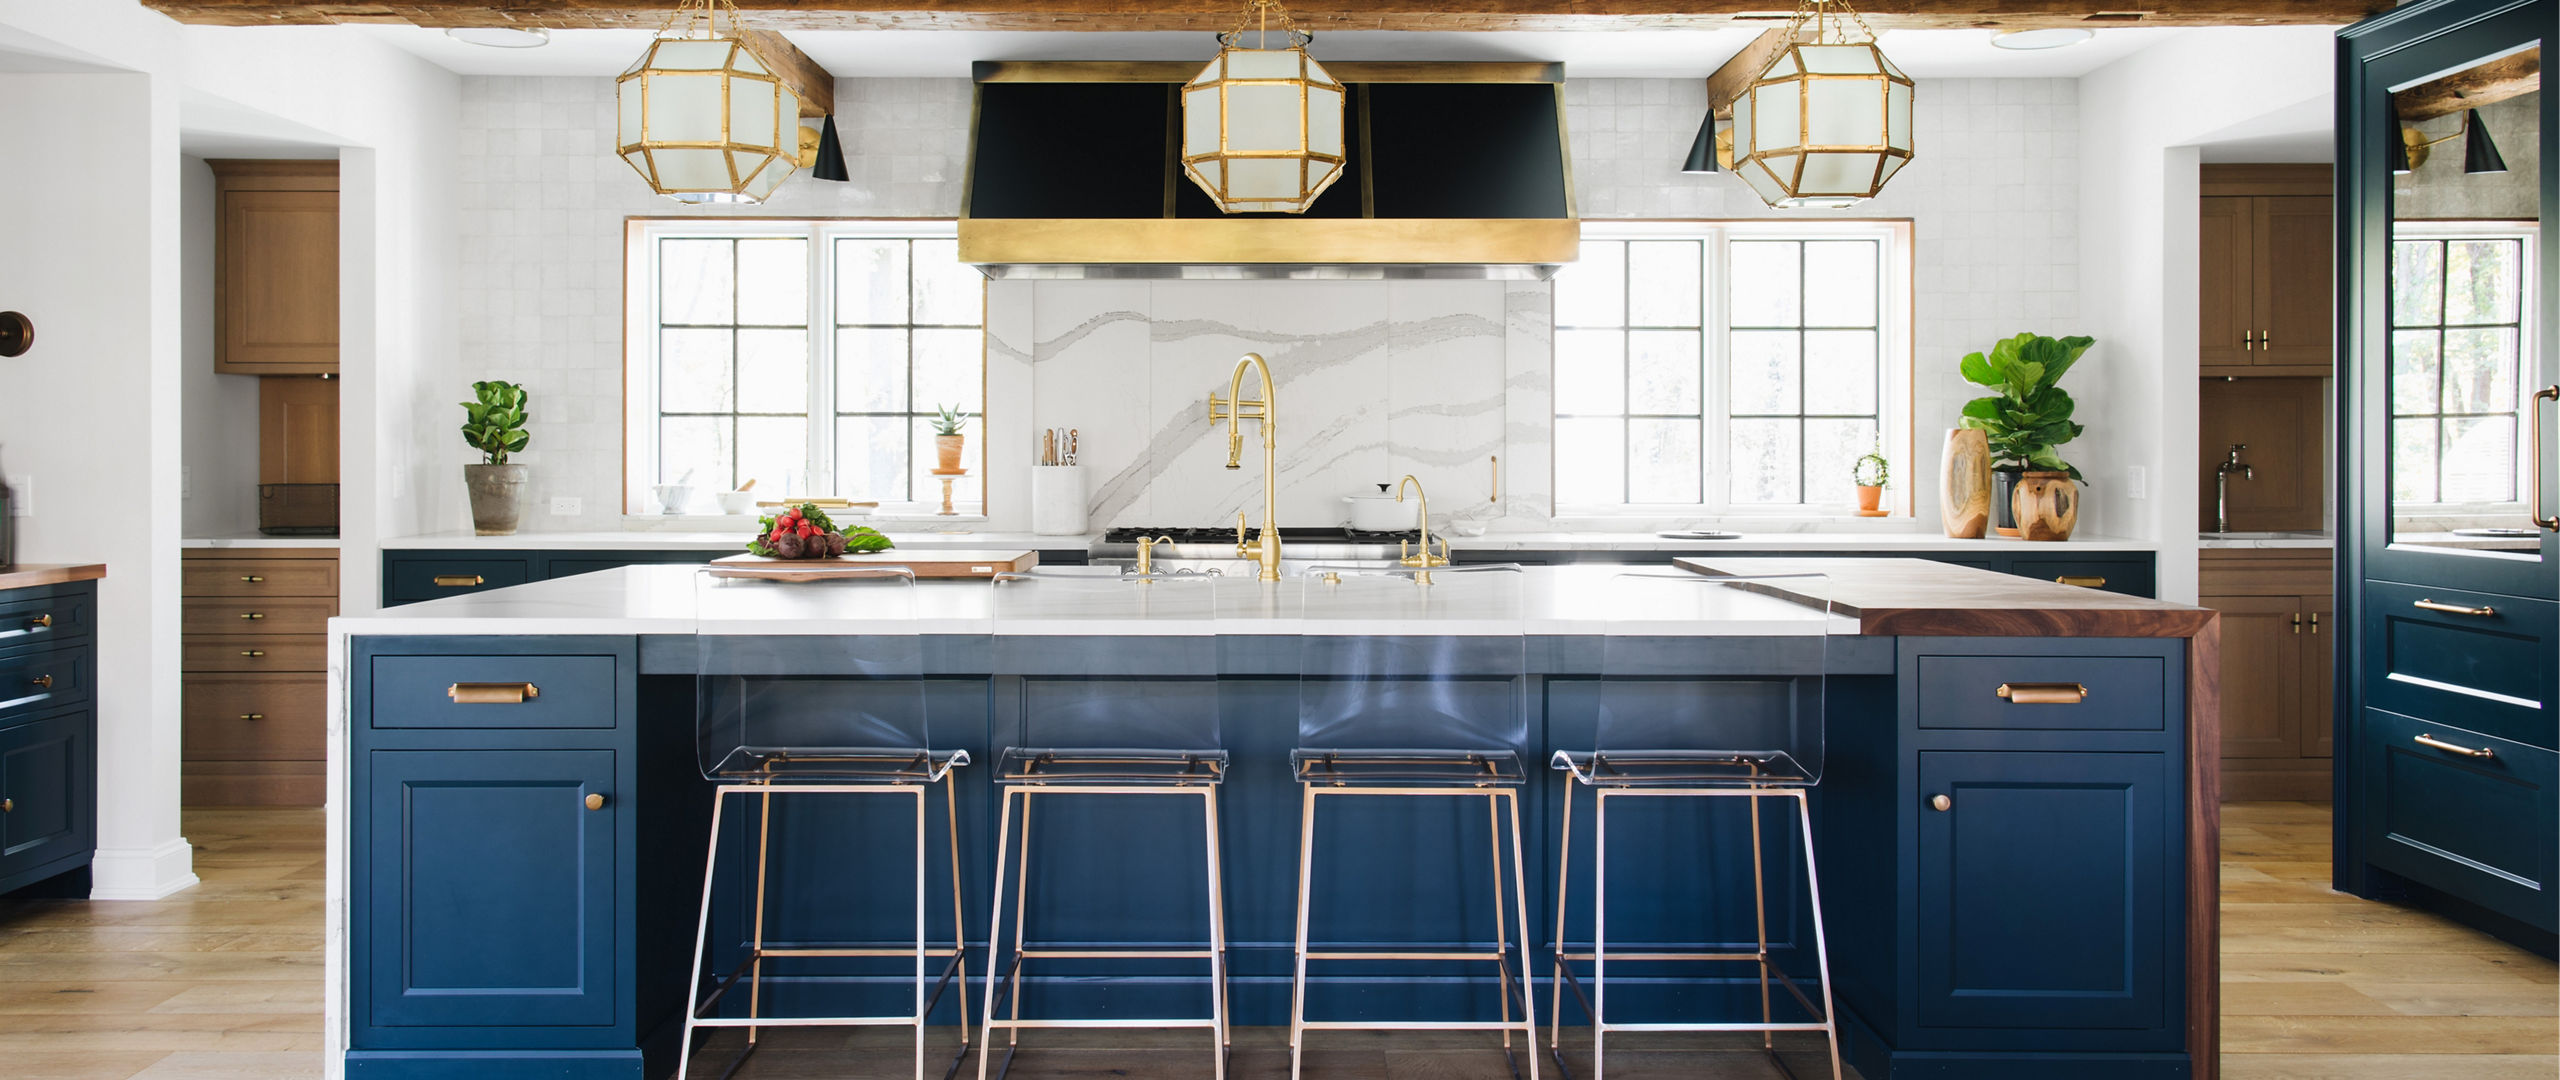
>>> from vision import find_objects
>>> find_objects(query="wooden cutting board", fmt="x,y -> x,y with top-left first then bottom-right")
708,550 -> 1039,581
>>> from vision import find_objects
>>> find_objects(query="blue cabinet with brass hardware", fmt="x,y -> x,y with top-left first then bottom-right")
2337,0 -> 2560,951
0,578 -> 97,898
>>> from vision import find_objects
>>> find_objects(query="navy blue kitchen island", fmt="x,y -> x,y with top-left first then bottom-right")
328,558 -> 2219,1080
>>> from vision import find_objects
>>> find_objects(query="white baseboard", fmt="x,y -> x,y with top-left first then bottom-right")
87,837 -> 198,900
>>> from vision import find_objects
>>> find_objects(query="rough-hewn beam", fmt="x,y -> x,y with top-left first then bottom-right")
137,1 -> 2391,33
738,29 -> 834,116
2393,48 -> 2540,122
1706,28 -> 1790,120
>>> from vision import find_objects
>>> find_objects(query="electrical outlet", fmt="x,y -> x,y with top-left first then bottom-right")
5,475 -> 28,516
2126,466 -> 2148,500
550,496 -> 583,516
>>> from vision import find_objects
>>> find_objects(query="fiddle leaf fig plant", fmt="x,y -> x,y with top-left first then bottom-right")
1958,332 -> 2092,483
461,380 -> 531,465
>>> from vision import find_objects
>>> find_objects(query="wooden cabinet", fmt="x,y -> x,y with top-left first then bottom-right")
2199,166 -> 2334,378
258,376 -> 339,484
209,160 -> 337,375
2202,549 -> 2335,801
182,548 -> 337,805
2198,377 -> 2328,533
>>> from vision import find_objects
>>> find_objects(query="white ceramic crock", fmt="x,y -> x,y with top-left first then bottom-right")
1342,492 -> 1417,532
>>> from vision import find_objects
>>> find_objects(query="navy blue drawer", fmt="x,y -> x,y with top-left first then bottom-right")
2363,580 -> 2555,751
0,588 -> 93,653
0,644 -> 90,730
2360,707 -> 2558,932
1914,652 -> 2168,731
383,556 -> 533,604
369,654 -> 617,730
2003,554 -> 2157,599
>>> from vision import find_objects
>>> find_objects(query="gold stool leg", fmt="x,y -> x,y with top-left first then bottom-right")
977,788 -> 1015,1080
1750,792 -> 1772,1052
677,787 -> 731,1080
1289,784 -> 1317,1080
750,789 -> 774,1048
1487,793 -> 1513,1052
1550,777 -> 1574,1058
1203,787 -> 1230,1080
1796,791 -> 1844,1080
947,779 -> 971,1066
913,786 -> 929,1080
1507,788 -> 1542,1080
1594,789 -> 1609,1080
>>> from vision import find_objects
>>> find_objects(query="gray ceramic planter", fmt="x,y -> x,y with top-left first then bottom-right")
465,463 -> 528,536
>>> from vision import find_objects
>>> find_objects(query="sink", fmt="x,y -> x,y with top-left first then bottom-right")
2199,531 -> 2331,541
1091,557 -> 1401,579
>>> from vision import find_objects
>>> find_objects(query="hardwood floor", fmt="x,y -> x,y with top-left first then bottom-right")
0,804 -> 2549,1078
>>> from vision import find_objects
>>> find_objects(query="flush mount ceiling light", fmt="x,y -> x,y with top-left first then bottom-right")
445,26 -> 549,48
1181,0 -> 1346,215
1990,28 -> 2096,50
615,0 -> 802,205
1730,0 -> 1916,210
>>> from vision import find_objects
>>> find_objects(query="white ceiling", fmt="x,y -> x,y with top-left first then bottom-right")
357,24 -> 2195,81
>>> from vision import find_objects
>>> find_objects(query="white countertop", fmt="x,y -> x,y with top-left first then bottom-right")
380,527 -> 2154,554
334,563 -> 1856,637
2196,531 -> 2335,550
183,535 -> 343,549
381,529 -> 1096,550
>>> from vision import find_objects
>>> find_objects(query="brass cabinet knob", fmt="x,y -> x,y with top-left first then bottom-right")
240,575 -> 265,583
28,613 -> 50,629
240,713 -> 264,721
239,612 -> 265,621
2,798 -> 12,813
584,793 -> 607,811
1930,794 -> 1953,812
29,674 -> 51,689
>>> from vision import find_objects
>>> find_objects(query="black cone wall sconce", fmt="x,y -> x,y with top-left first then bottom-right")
0,311 -> 30,358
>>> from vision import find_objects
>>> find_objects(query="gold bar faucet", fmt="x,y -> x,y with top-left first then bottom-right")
1208,353 -> 1284,582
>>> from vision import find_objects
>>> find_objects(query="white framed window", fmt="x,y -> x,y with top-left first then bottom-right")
2388,222 -> 2541,513
622,219 -> 985,515
1553,221 -> 1913,515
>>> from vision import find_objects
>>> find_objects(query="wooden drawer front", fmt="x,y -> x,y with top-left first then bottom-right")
0,590 -> 92,651
2003,555 -> 2157,599
183,558 -> 339,597
2364,581 -> 2556,751
0,646 -> 91,729
184,638 -> 327,673
2360,708 -> 2558,932
369,654 -> 617,730
184,596 -> 336,638
383,557 -> 531,604
183,675 -> 325,761
1915,653 -> 2168,731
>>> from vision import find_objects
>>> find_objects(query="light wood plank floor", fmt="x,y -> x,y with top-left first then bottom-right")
0,804 -> 2550,1078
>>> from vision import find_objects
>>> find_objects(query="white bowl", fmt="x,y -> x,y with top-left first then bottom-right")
652,484 -> 694,515
716,490 -> 758,515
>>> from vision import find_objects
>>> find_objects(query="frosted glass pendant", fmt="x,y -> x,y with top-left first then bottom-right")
616,0 -> 802,205
1180,0 -> 1346,215
1730,0 -> 1915,209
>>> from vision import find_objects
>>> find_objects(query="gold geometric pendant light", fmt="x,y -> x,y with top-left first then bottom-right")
1181,0 -> 1347,215
1729,0 -> 1916,209
616,0 -> 802,204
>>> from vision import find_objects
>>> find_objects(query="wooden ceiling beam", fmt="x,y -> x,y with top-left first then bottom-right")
2393,48 -> 2540,123
138,1 -> 2390,33
737,29 -> 834,116
1706,28 -> 1790,119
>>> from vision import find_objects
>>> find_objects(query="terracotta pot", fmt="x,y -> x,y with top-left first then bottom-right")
1938,429 -> 1990,538
1855,484 -> 1884,514
934,434 -> 965,472
465,463 -> 527,536
2013,470 -> 2080,541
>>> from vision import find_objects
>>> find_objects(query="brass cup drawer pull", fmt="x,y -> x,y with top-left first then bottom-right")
585,793 -> 607,811
239,713 -> 264,721
2413,733 -> 2496,760
448,682 -> 540,705
29,674 -> 51,690
239,612 -> 265,621
2055,575 -> 2108,589
239,575 -> 264,583
1930,794 -> 1952,812
433,574 -> 486,588
2414,598 -> 2496,617
1996,682 -> 2090,705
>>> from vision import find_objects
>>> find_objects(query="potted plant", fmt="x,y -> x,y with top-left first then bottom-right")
460,380 -> 531,536
1852,445 -> 1890,516
932,404 -> 968,472
1958,332 -> 2091,541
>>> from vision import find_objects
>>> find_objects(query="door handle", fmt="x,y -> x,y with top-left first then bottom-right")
448,682 -> 540,704
240,650 -> 265,658
2243,331 -> 2255,351
433,574 -> 485,587
2414,733 -> 2496,760
1929,794 -> 1952,812
585,793 -> 608,811
2309,613 -> 2319,634
2055,575 -> 2107,589
240,575 -> 264,583
239,713 -> 263,721
2291,613 -> 2303,635
2413,598 -> 2496,617
1996,682 -> 2089,704
2534,385 -> 2557,532
238,612 -> 265,621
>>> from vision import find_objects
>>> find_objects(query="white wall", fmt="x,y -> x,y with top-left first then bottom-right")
2079,27 -> 2334,603
179,154 -> 263,538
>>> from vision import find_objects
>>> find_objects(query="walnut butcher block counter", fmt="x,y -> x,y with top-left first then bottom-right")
0,563 -> 105,591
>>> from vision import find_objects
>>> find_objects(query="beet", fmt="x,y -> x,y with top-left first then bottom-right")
825,532 -> 848,557
774,532 -> 808,559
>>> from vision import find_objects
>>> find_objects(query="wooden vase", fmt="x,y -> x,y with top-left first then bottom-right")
934,434 -> 965,472
1938,429 -> 1990,538
2013,470 -> 2080,541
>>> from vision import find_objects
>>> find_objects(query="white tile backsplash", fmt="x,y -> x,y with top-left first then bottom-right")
451,74 -> 2080,534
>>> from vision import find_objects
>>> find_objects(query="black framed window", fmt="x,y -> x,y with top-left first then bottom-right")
2389,232 -> 2531,505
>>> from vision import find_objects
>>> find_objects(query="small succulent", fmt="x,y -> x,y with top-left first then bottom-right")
931,404 -> 967,437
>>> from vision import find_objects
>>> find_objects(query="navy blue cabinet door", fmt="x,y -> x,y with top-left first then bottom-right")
0,711 -> 91,877
1916,750 -> 2173,1037
364,749 -> 617,1030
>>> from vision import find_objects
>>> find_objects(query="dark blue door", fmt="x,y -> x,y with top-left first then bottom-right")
0,711 -> 89,877
364,749 -> 617,1030
1916,750 -> 2172,1037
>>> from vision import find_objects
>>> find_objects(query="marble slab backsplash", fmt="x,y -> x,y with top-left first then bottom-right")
991,280 -> 1539,532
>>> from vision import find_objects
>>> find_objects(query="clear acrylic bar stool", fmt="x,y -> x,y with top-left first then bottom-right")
1548,571 -> 1840,1080
1290,563 -> 1539,1080
683,566 -> 972,1080
979,571 -> 1230,1080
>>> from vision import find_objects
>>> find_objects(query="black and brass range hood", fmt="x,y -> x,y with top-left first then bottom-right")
960,61 -> 1578,279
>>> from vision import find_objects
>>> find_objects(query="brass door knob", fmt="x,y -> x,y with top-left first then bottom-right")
29,675 -> 51,689
584,793 -> 607,811
1930,794 -> 1953,812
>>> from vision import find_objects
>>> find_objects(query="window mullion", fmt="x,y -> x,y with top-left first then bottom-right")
1706,227 -> 1734,515
807,228 -> 833,496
